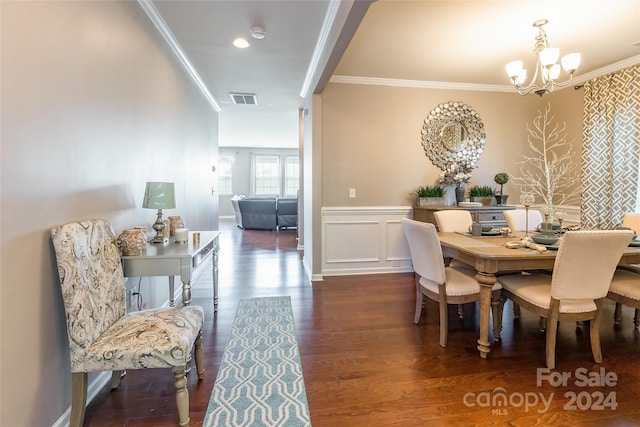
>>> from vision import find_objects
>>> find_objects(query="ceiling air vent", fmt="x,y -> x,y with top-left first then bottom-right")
230,93 -> 258,105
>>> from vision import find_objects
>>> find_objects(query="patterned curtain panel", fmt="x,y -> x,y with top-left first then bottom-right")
582,64 -> 640,229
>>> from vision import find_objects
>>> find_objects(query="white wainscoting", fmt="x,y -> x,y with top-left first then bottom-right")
320,205 -> 583,277
321,206 -> 414,276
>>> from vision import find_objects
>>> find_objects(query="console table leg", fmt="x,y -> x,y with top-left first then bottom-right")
168,276 -> 175,307
213,245 -> 219,312
182,281 -> 191,306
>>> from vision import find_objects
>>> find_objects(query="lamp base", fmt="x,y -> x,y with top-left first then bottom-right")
150,209 -> 169,244
149,235 -> 169,244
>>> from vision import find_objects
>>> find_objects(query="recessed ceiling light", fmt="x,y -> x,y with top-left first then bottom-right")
233,37 -> 249,48
250,27 -> 266,40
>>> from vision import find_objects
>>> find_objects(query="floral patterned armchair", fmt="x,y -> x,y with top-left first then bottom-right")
50,219 -> 204,426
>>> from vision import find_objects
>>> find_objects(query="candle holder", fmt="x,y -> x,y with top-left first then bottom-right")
541,205 -> 551,224
520,194 -> 535,237
556,211 -> 565,230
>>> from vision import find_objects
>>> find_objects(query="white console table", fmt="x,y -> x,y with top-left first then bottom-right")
121,230 -> 220,311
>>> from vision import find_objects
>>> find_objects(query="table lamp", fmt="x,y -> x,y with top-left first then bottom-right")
142,181 -> 176,243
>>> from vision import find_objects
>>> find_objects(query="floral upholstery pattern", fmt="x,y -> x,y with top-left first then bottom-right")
85,306 -> 203,371
50,219 -> 204,373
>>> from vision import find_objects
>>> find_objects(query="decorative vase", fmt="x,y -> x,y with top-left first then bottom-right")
472,196 -> 494,206
168,216 -> 185,236
455,187 -> 466,204
495,195 -> 509,205
117,228 -> 147,256
444,186 -> 457,206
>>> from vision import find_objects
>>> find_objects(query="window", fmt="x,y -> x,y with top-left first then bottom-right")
218,156 -> 233,195
284,155 -> 299,197
253,155 -> 280,196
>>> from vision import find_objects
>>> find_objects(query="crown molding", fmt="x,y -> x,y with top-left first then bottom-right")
330,55 -> 640,93
329,75 -> 511,92
138,0 -> 221,112
300,0 -> 347,99
571,54 -> 640,86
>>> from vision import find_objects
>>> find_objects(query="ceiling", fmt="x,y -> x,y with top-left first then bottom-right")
148,0 -> 640,146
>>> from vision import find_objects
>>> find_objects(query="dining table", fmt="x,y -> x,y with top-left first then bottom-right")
437,231 -> 640,359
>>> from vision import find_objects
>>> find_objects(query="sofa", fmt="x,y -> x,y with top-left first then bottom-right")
230,194 -> 246,228
231,195 -> 298,230
276,198 -> 298,229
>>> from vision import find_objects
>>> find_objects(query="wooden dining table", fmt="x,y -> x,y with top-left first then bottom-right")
437,231 -> 640,359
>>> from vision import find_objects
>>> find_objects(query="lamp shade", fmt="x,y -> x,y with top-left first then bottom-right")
142,182 -> 176,209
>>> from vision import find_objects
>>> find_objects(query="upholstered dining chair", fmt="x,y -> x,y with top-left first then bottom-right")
50,219 -> 205,427
622,212 -> 640,234
401,218 -> 502,347
611,213 -> 640,326
433,209 -> 473,232
608,267 -> 640,328
504,208 -> 544,232
431,210 -> 475,318
497,229 -> 633,369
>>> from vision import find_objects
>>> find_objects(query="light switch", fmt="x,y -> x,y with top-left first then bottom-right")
349,188 -> 356,198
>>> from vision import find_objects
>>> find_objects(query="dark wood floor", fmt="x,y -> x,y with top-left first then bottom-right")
83,220 -> 640,426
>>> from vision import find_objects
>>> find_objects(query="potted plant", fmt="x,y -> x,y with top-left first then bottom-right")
414,185 -> 445,206
468,185 -> 496,206
493,172 -> 509,205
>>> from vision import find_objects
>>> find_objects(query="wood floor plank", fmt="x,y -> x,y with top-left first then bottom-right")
80,220 -> 640,426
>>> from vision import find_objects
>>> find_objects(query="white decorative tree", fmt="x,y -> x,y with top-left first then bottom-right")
512,104 -> 579,216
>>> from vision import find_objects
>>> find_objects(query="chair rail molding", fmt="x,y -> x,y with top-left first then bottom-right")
321,206 -> 414,276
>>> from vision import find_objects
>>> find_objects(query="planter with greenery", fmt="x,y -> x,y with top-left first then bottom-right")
414,185 -> 445,206
493,172 -> 509,205
469,185 -> 496,206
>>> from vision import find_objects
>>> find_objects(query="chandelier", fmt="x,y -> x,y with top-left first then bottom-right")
506,19 -> 581,97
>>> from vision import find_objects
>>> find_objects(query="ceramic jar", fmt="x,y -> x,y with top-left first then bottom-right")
169,216 -> 185,236
117,228 -> 146,256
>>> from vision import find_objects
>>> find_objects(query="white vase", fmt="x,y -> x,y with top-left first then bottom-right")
444,186 -> 457,206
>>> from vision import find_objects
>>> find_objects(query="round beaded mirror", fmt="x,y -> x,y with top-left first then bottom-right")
420,101 -> 486,170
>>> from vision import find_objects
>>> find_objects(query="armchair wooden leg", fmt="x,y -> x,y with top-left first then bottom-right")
635,308 -> 640,329
70,372 -> 88,427
513,303 -> 520,319
413,276 -> 423,324
591,300 -> 604,364
173,366 -> 190,427
539,317 -> 547,332
613,302 -> 622,324
438,283 -> 448,348
491,290 -> 504,341
194,330 -> 205,380
545,299 -> 560,369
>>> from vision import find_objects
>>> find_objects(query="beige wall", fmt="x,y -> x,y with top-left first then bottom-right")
1,1 -> 218,425
307,82 -> 585,277
320,82 -> 583,207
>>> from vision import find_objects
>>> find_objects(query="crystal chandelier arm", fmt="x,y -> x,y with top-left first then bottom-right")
513,55 -> 545,95
506,19 -> 580,97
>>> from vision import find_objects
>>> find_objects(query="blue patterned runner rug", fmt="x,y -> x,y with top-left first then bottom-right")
203,296 -> 312,426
